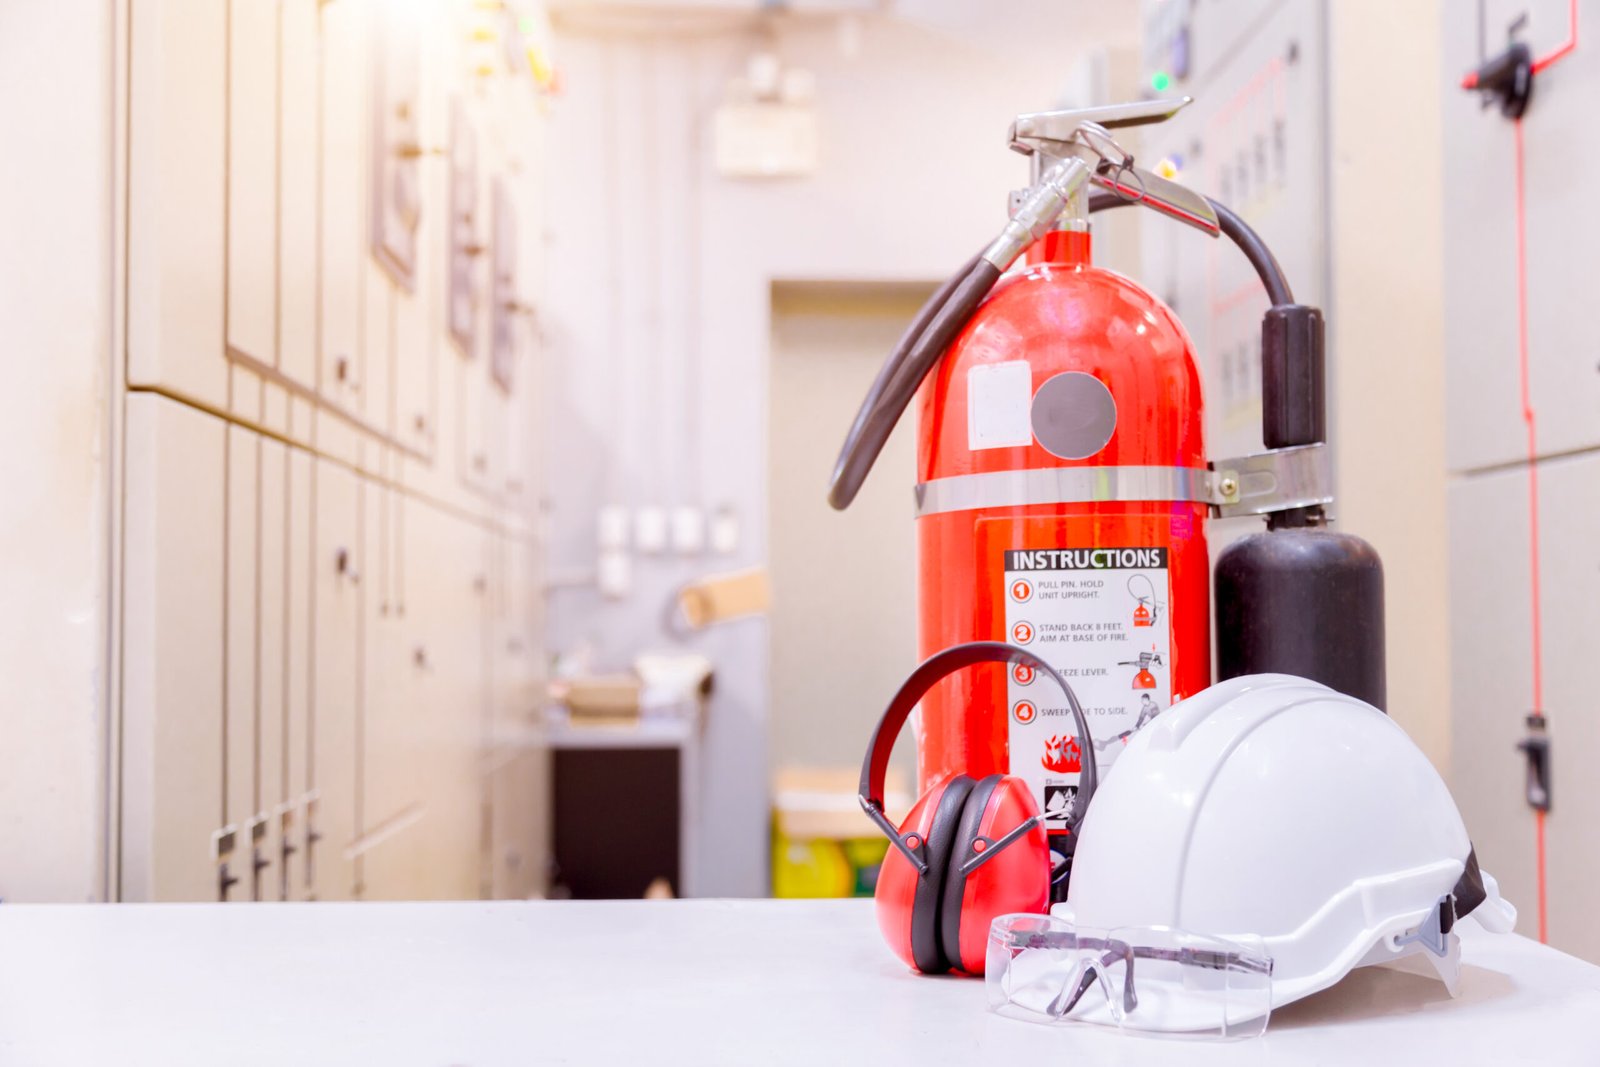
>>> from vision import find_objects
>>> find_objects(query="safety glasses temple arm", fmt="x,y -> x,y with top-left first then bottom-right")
1002,931 -> 1272,977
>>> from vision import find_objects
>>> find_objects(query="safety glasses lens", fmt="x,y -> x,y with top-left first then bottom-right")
987,914 -> 1273,1038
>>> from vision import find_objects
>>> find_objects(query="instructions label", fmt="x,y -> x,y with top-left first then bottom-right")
1003,547 -> 1172,830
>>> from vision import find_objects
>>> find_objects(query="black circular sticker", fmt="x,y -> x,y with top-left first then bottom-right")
1031,372 -> 1117,460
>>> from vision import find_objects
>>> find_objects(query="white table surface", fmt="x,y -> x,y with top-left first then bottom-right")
2,898 -> 1598,1065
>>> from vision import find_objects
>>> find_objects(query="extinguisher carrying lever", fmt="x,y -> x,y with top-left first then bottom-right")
1010,101 -> 1222,239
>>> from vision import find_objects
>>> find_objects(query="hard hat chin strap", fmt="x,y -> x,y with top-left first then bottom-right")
1444,848 -> 1489,932
1397,848 -> 1489,958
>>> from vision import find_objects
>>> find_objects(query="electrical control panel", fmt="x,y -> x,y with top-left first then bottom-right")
371,3 -> 423,289
1443,0 -> 1600,472
1136,0 -> 1327,462
449,99 -> 481,356
490,177 -> 520,393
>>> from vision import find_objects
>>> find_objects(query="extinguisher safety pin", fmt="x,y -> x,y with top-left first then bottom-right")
1070,121 -> 1134,170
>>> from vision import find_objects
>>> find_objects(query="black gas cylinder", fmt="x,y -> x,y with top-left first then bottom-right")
1213,527 -> 1386,710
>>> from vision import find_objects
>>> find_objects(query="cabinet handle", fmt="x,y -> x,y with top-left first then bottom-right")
335,547 -> 361,584
252,847 -> 271,900
335,355 -> 361,394
218,861 -> 241,901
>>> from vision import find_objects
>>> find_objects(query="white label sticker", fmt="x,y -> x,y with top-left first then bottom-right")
967,361 -> 1034,451
1003,547 -> 1172,831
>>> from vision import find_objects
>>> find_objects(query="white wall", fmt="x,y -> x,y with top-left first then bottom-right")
0,0 -> 113,901
767,287 -> 924,778
544,11 -> 1136,895
1326,0 -> 1451,771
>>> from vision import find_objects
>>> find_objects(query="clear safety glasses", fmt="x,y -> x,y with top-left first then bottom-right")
987,914 -> 1275,1039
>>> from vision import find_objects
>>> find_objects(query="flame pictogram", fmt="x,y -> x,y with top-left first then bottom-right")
1042,735 -> 1082,774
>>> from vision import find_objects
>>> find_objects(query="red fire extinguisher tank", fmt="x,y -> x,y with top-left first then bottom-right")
913,231 -> 1210,836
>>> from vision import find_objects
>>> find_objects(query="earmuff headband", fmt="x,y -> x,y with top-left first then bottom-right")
857,641 -> 1099,838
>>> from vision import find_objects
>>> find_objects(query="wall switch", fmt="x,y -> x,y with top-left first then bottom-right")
671,506 -> 705,554
598,506 -> 629,551
635,507 -> 668,554
598,548 -> 631,599
710,506 -> 739,554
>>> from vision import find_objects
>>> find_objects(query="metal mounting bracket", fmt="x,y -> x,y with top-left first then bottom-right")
1208,442 -> 1333,518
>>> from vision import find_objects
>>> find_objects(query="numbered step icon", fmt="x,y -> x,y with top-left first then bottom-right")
1011,620 -> 1036,645
1009,578 -> 1033,603
1012,700 -> 1038,725
1012,662 -> 1036,687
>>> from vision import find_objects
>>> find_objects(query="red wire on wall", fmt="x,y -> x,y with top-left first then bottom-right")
1511,118 -> 1547,945
1511,0 -> 1578,947
1532,0 -> 1580,73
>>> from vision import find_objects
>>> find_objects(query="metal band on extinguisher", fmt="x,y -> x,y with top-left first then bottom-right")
913,465 -> 1222,517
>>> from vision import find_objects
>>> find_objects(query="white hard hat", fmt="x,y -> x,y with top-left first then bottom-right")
1060,674 -> 1516,1010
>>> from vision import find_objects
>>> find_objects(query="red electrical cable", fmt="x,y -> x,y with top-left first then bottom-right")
1515,0 -> 1579,949
1532,0 -> 1580,74
1513,117 -> 1549,946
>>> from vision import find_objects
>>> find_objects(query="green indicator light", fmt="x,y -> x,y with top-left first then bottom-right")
1151,70 -> 1171,92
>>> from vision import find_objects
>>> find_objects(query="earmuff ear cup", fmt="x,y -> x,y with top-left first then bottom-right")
910,775 -> 975,974
941,775 -> 1051,975
938,774 -> 1002,973
873,776 -> 967,974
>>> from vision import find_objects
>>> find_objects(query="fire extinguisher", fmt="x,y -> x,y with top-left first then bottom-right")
1117,651 -> 1162,691
829,99 -> 1385,889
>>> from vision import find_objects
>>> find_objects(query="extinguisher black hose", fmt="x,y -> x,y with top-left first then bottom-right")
828,255 -> 1003,510
1087,191 -> 1295,307
829,252 -> 982,510
829,192 -> 1298,511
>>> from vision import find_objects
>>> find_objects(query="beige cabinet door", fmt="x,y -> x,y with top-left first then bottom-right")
487,533 -> 547,900
279,0 -> 320,400
225,0 -> 278,377
254,438 -> 289,900
358,477 -> 425,899
126,0 -> 228,410
489,748 -> 546,900
223,426 -> 259,903
282,446 -> 315,900
362,257 -> 395,444
319,0 -> 367,417
392,498 -> 488,899
310,457 -> 363,900
459,362 -> 503,497
120,395 -> 227,902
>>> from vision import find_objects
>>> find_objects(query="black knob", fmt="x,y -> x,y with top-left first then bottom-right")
218,862 -> 241,900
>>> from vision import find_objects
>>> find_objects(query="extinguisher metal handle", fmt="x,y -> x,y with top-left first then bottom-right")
1010,101 -> 1220,239
1009,97 -> 1194,150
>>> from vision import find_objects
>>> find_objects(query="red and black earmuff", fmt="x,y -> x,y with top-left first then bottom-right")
858,641 -> 1098,976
